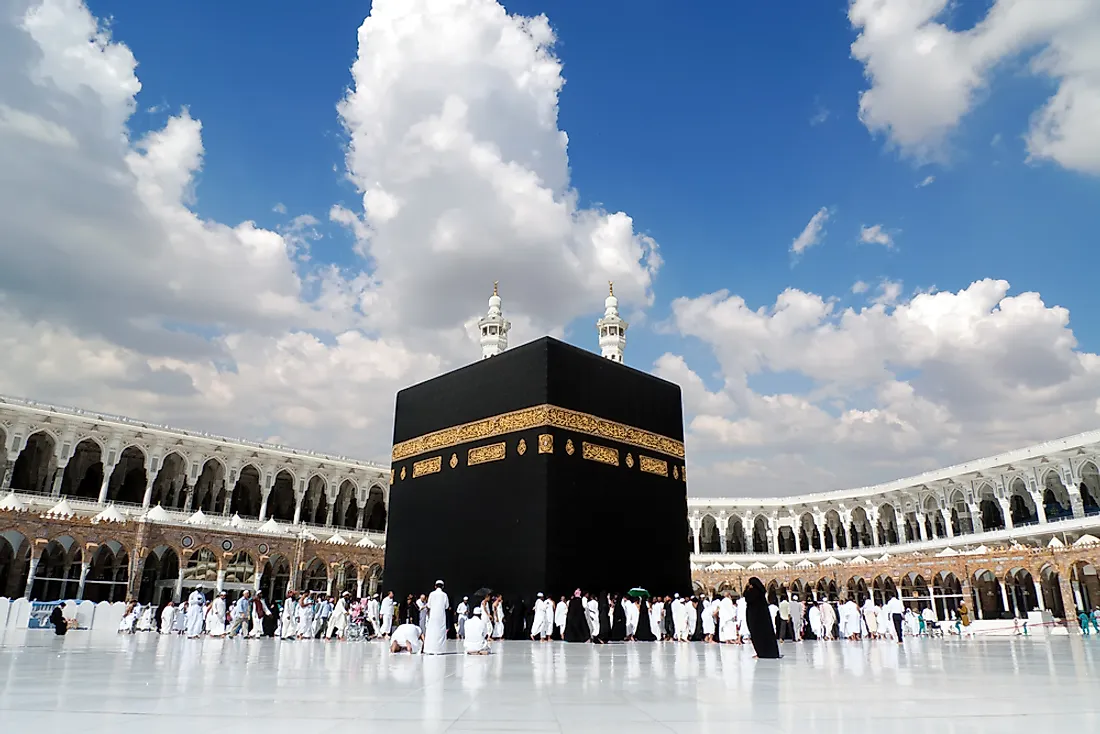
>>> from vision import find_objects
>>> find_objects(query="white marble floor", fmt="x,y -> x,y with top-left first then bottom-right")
0,632 -> 1097,733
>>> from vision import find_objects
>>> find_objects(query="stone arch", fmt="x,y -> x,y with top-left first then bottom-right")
751,516 -> 770,553
851,507 -> 873,548
303,475 -> 328,525
364,485 -> 387,531
815,577 -> 838,602
922,495 -> 947,538
182,547 -> 219,585
798,513 -> 820,552
137,546 -> 179,606
900,572 -> 930,610
975,484 -> 1004,532
971,569 -> 1005,619
777,525 -> 796,554
1007,478 -> 1037,526
1003,567 -> 1037,617
847,576 -> 869,603
948,489 -> 973,535
823,509 -> 844,551
726,516 -> 746,553
11,430 -> 57,494
0,529 -> 31,598
334,479 -> 359,530
877,503 -> 899,545
108,446 -> 147,505
933,571 -> 963,620
872,575 -> 897,606
1039,564 -> 1066,618
224,551 -> 256,586
1041,470 -> 1073,521
1079,461 -> 1100,514
267,469 -> 296,522
367,563 -> 383,596
31,536 -> 82,601
192,458 -> 226,512
150,452 -> 188,508
1070,560 -> 1099,614
86,541 -> 129,603
262,555 -> 292,601
60,438 -> 105,500
699,514 -> 720,553
335,561 -> 358,596
230,464 -> 262,518
303,557 -> 328,592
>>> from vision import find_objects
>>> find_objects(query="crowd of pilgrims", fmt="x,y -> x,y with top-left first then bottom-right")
114,576 -> 946,658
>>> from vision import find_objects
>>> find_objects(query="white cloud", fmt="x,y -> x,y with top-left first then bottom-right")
0,0 -> 660,460
810,106 -> 830,126
851,280 -> 870,294
916,175 -> 935,188
849,0 -> 1100,173
790,207 -> 830,257
272,202 -> 287,214
668,278 -> 1100,495
859,223 -> 896,248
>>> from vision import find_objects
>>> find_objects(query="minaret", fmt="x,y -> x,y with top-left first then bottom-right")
597,281 -> 627,363
478,281 -> 510,359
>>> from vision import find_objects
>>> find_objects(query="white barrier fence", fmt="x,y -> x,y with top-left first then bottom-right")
0,597 -> 128,633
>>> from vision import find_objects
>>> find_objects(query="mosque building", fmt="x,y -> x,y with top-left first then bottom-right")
1,285 -> 1098,631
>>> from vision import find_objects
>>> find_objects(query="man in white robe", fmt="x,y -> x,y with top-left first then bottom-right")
863,599 -> 879,638
390,622 -> 423,654
367,594 -> 381,633
173,601 -> 188,634
456,597 -> 469,639
530,593 -> 550,641
820,600 -> 838,641
463,608 -> 491,655
379,592 -> 395,637
672,596 -> 687,641
839,598 -> 861,639
160,602 -> 177,634
736,596 -> 749,640
718,594 -> 737,643
423,580 -> 449,654
808,602 -> 823,639
790,595 -> 804,641
586,595 -> 600,637
280,594 -> 297,640
295,596 -> 314,639
555,597 -> 568,639
208,592 -> 228,637
185,590 -> 206,638
326,592 -> 351,639
649,597 -> 664,640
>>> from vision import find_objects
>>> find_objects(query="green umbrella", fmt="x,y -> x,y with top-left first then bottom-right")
626,587 -> 649,598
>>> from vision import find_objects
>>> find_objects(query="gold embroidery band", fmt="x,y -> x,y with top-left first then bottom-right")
639,455 -> 668,477
412,456 -> 442,478
391,404 -> 684,461
468,442 -> 506,466
582,442 -> 619,466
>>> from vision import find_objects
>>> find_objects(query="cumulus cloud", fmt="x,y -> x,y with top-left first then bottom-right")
668,278 -> 1100,495
790,207 -> 831,257
859,223 -> 896,248
851,280 -> 870,294
849,0 -> 1100,173
916,175 -> 935,188
0,0 -> 660,460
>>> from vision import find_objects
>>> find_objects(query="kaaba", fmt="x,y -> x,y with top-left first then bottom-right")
384,336 -> 691,602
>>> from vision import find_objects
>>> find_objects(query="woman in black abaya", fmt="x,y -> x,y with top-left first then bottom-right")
610,594 -> 626,641
49,604 -> 68,636
743,577 -> 781,659
594,592 -> 612,644
563,590 -> 591,642
633,597 -> 656,641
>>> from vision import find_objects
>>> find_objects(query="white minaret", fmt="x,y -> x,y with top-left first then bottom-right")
597,281 -> 627,363
478,281 -> 510,359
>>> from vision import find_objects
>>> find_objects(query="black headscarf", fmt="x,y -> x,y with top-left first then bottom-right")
634,598 -> 656,642
743,577 -> 780,659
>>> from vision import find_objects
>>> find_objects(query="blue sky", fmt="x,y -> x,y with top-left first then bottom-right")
4,0 -> 1100,496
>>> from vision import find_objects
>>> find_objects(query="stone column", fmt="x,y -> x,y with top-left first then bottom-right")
50,462 -> 67,497
253,565 -> 263,593
356,577 -> 364,598
24,553 -> 40,599
1031,493 -> 1048,524
222,479 -> 234,516
928,583 -> 938,620
0,454 -> 15,490
97,463 -> 117,504
216,570 -> 226,594
183,486 -> 194,512
916,513 -> 928,541
77,561 -> 91,600
356,507 -> 365,530
1034,579 -> 1045,611
141,477 -> 156,508
944,511 -> 955,538
969,504 -> 983,533
324,502 -> 334,527
1068,486 -> 1084,519
716,515 -> 728,553
1000,581 -> 1011,618
999,499 -> 1014,529
1058,576 -> 1078,632
293,496 -> 303,525
258,494 -> 270,522
175,569 -> 185,603
690,517 -> 701,555
326,576 -> 334,597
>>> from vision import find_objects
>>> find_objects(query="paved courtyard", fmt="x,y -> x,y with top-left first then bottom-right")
0,631 -> 1096,733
